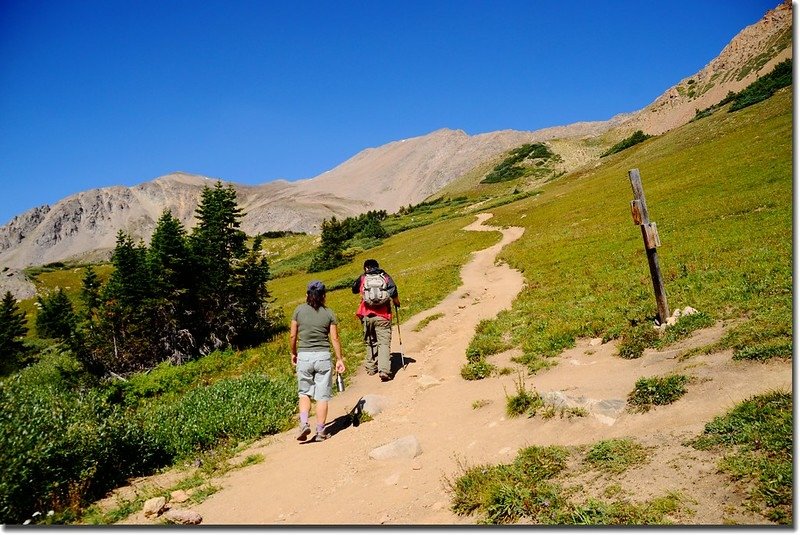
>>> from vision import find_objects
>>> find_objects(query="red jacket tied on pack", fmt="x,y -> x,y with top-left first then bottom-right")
351,268 -> 399,321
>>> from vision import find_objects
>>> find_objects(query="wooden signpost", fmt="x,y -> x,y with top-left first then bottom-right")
628,168 -> 669,324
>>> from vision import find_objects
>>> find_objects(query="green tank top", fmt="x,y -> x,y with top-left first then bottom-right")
292,304 -> 338,352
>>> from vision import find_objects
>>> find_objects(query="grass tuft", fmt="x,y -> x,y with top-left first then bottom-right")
627,374 -> 689,412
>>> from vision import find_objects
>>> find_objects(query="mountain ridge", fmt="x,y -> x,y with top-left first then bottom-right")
0,2 -> 791,298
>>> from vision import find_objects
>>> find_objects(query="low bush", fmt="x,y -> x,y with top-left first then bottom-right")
461,359 -> 495,381
0,371 -> 167,524
600,130 -> 653,157
143,373 -> 296,459
627,374 -> 689,412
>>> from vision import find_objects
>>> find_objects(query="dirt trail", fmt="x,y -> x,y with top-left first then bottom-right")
119,213 -> 791,525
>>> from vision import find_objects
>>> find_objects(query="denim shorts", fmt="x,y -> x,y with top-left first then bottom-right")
296,351 -> 333,401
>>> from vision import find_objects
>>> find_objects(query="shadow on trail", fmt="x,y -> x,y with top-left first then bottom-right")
313,397 -> 367,443
390,352 -> 416,376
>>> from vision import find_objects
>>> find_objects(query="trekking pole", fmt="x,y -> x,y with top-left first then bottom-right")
394,303 -> 406,369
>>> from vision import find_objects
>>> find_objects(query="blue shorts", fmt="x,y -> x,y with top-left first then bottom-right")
296,351 -> 333,401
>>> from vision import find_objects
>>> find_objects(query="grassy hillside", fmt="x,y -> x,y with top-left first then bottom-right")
475,87 -> 792,371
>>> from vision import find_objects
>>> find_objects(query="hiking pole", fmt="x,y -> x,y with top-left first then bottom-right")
395,303 -> 406,369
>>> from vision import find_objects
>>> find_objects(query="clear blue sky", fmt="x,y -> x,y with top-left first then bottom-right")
0,0 -> 781,225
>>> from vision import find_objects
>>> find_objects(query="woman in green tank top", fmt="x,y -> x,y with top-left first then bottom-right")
290,280 -> 345,442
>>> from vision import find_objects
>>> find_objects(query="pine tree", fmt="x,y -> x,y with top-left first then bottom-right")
189,182 -> 248,350
80,266 -> 102,320
148,210 -> 190,298
309,216 -> 348,272
230,236 -> 274,346
0,291 -> 28,369
36,288 -> 76,340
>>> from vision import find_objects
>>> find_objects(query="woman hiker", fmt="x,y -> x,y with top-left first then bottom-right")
290,280 -> 345,442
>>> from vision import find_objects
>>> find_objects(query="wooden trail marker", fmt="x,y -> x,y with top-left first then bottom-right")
628,168 -> 669,324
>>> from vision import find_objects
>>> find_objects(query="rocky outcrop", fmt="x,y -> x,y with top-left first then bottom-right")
620,1 -> 792,135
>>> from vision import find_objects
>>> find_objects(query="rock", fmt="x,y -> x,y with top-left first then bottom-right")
163,509 -> 203,525
411,461 -> 423,470
361,394 -> 391,416
589,337 -> 603,346
142,497 -> 167,518
682,306 -> 698,316
170,490 -> 189,503
385,473 -> 400,486
369,435 -> 422,460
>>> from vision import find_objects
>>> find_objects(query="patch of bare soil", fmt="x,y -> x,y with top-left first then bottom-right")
110,213 -> 790,526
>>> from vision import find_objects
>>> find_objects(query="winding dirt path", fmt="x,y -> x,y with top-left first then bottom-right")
118,213 -> 791,525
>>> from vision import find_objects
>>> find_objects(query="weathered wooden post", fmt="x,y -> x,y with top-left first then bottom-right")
628,168 -> 670,324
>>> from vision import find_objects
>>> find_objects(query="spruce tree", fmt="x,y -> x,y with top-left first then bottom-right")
189,182 -> 247,350
309,216 -> 348,272
148,209 -> 190,298
36,288 -> 76,340
0,291 -> 28,369
231,236 -> 273,346
80,266 -> 102,320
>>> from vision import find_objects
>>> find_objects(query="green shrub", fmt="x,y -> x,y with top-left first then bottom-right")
627,374 -> 689,412
0,370 -> 166,524
466,318 -> 512,361
729,59 -> 792,112
505,376 -> 542,417
601,130 -> 653,157
461,359 -> 495,381
617,322 -> 660,359
481,143 -> 557,184
733,340 -> 792,361
143,373 -> 295,459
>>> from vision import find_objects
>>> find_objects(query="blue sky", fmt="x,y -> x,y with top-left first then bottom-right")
0,0 -> 780,225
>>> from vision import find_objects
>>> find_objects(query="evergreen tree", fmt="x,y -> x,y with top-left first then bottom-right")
89,232 -> 159,373
0,291 -> 28,369
189,182 -> 248,350
36,288 -> 76,340
148,209 -> 191,298
230,236 -> 274,346
105,231 -> 151,307
80,266 -> 102,320
309,216 -> 348,272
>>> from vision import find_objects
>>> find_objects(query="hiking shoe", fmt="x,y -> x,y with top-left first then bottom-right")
314,431 -> 330,442
296,423 -> 311,441
379,372 -> 391,382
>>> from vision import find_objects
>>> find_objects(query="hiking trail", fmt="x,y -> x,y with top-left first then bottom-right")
114,213 -> 790,525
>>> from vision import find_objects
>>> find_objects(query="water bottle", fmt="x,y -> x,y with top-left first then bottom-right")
336,373 -> 345,393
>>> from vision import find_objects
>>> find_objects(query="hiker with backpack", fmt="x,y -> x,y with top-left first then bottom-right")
291,280 -> 345,442
351,259 -> 401,382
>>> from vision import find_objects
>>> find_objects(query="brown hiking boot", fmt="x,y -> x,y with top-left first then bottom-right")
379,372 -> 391,382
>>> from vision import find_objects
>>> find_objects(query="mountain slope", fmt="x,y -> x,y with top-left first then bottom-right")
0,2 -> 790,296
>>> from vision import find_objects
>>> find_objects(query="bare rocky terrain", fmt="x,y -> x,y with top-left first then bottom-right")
0,1 -> 791,300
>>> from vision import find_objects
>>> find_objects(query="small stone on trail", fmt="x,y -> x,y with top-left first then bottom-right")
142,497 -> 167,518
369,435 -> 422,460
411,461 -> 422,470
361,394 -> 391,416
163,509 -> 202,525
589,337 -> 603,346
170,490 -> 189,503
